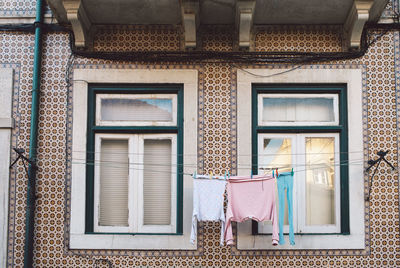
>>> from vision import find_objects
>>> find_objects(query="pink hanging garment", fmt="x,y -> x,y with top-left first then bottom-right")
224,175 -> 279,246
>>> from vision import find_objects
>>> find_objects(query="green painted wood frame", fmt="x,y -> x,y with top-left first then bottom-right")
85,84 -> 184,235
251,84 -> 349,236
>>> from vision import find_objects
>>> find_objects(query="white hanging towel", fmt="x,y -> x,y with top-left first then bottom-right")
190,179 -> 226,245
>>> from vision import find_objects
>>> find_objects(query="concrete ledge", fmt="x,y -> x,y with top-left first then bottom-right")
0,118 -> 14,129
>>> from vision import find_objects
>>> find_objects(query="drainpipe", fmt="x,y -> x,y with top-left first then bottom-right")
24,0 -> 44,267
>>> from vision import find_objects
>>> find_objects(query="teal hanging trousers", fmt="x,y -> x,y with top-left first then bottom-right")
277,172 -> 295,245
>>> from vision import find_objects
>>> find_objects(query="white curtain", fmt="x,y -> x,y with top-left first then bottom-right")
101,98 -> 172,122
263,97 -> 334,122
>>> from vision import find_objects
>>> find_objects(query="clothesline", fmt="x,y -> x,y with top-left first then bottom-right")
33,153 -> 368,166
69,157 -> 365,169
66,149 -> 366,157
68,159 -> 368,177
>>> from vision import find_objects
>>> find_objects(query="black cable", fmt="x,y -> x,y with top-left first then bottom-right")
1,21 -> 400,64
365,150 -> 396,201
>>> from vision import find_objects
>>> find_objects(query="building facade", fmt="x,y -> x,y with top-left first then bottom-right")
0,0 -> 399,267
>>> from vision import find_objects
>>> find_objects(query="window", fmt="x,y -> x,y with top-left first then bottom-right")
236,68 -> 364,250
87,88 -> 182,235
253,86 -> 347,236
70,69 -> 197,250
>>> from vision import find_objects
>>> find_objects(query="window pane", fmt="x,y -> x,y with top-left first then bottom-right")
101,98 -> 173,122
99,140 -> 129,226
262,97 -> 335,123
305,137 -> 336,225
259,138 -> 292,225
143,139 -> 172,225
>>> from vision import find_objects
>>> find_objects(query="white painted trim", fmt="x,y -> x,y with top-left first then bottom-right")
0,68 -> 13,268
237,68 -> 364,250
70,68 -> 197,250
0,118 -> 14,129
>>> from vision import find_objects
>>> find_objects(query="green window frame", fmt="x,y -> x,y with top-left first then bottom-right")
85,84 -> 184,235
251,84 -> 349,235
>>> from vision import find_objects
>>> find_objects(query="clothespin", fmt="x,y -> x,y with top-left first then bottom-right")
291,168 -> 294,176
209,171 -> 213,180
276,168 -> 279,177
272,169 -> 274,178
251,170 -> 253,179
193,171 -> 197,179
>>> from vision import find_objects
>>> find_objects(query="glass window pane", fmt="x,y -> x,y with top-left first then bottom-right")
143,139 -> 172,225
101,98 -> 173,122
99,139 -> 129,226
305,137 -> 336,225
259,138 -> 292,225
262,97 -> 335,123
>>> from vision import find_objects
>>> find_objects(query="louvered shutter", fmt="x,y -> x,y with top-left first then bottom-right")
99,139 -> 129,226
143,139 -> 172,225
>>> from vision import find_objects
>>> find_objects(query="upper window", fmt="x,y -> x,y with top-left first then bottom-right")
86,85 -> 183,235
253,85 -> 348,236
258,94 -> 339,126
96,94 -> 178,126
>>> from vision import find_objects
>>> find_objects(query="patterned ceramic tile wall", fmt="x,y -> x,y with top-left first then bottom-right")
254,26 -> 343,52
2,8 -> 400,268
93,26 -> 181,52
0,0 -> 36,16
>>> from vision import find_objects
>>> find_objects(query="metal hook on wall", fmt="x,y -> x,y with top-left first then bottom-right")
365,150 -> 395,201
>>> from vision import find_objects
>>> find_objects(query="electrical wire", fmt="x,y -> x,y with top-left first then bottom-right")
235,65 -> 303,78
1,19 -> 400,64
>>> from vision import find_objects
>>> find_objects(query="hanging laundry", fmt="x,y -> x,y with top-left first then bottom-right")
277,171 -> 295,245
190,178 -> 227,246
225,175 -> 279,246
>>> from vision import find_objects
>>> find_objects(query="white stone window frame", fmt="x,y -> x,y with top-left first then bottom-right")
0,68 -> 13,268
70,69 -> 198,250
237,68 -> 365,250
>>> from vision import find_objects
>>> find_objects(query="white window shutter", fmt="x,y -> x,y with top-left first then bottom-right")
99,139 -> 129,226
143,139 -> 172,225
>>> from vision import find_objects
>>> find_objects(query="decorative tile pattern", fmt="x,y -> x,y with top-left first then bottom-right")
0,0 -> 36,17
254,25 -> 343,52
94,26 -> 181,52
382,0 -> 399,19
200,26 -> 234,52
3,7 -> 400,268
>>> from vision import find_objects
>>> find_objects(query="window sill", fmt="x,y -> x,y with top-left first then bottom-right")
237,221 -> 365,250
69,233 -> 197,250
